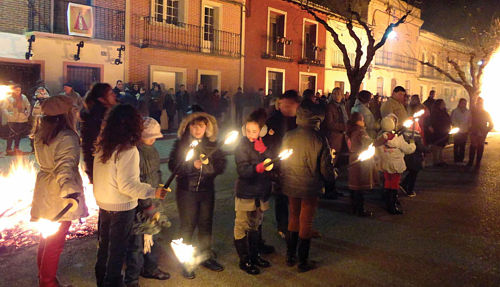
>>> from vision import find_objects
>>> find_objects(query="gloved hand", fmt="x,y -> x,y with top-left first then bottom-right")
256,162 -> 265,173
143,234 -> 154,254
253,137 -> 267,154
155,186 -> 170,199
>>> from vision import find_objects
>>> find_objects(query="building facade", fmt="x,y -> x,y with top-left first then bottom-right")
244,0 -> 328,97
0,0 -> 126,97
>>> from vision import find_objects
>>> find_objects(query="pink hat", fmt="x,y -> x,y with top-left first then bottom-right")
142,117 -> 163,140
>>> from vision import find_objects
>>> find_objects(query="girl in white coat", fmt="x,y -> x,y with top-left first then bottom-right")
377,114 -> 416,215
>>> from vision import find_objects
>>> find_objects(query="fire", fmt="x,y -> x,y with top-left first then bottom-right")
358,144 -> 375,162
278,149 -> 293,160
171,238 -> 196,264
413,109 -> 425,118
0,158 -> 98,250
189,140 -> 199,148
449,127 -> 460,135
185,148 -> 195,161
403,119 -> 413,128
480,46 -> 500,129
223,130 -> 239,145
0,85 -> 12,101
32,219 -> 61,238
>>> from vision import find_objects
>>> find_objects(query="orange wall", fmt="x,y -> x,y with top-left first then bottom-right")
244,0 -> 326,94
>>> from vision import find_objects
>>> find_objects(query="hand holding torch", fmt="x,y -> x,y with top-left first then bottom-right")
263,149 -> 294,169
163,140 -> 198,189
349,144 -> 376,166
199,130 -> 239,164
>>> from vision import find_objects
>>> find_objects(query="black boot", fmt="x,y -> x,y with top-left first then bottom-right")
286,231 -> 299,266
389,189 -> 403,215
297,238 -> 315,272
248,231 -> 271,268
355,191 -> 372,217
234,237 -> 260,275
258,225 -> 275,254
384,189 -> 392,213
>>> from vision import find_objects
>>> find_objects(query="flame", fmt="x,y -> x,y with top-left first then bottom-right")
480,46 -> 500,129
358,144 -> 375,161
223,130 -> 239,145
413,109 -> 425,118
278,149 -> 294,160
189,140 -> 199,148
0,157 -> 98,249
32,219 -> 61,238
171,238 -> 196,264
0,85 -> 12,101
185,148 -> 195,161
403,119 -> 413,128
449,127 -> 460,135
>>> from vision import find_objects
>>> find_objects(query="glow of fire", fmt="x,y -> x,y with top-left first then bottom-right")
171,238 -> 196,264
0,85 -> 12,101
32,219 -> 61,238
413,109 -> 425,118
449,127 -> 460,135
185,148 -> 195,161
0,158 -> 98,249
224,130 -> 239,145
189,140 -> 199,148
358,144 -> 375,161
278,149 -> 293,160
403,119 -> 413,128
480,46 -> 500,129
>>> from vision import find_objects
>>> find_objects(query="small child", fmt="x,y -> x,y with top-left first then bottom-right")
125,117 -> 171,286
401,124 -> 426,197
377,114 -> 416,215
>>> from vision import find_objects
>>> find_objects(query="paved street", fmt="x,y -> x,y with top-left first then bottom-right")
1,134 -> 500,286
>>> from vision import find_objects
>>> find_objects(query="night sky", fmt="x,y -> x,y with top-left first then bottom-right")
420,0 -> 500,41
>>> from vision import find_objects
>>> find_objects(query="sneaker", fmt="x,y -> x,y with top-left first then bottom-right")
141,269 -> 170,280
407,191 -> 416,198
201,258 -> 224,272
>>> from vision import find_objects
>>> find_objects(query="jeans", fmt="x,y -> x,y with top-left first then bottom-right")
402,169 -> 420,193
37,221 -> 71,287
453,132 -> 468,163
95,208 -> 135,287
288,197 -> 318,239
125,233 -> 160,285
273,187 -> 289,233
6,122 -> 26,151
176,190 -> 215,256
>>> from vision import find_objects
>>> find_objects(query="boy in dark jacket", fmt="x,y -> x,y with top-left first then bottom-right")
234,109 -> 277,275
125,117 -> 170,287
168,112 -> 226,279
401,127 -> 426,197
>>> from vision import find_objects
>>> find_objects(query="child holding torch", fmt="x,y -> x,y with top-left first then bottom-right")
233,109 -> 276,275
168,112 -> 226,279
93,105 -> 168,287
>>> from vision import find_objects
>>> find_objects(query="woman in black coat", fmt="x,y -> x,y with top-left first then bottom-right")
429,99 -> 451,166
168,112 -> 226,279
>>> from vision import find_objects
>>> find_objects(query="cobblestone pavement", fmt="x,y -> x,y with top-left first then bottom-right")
1,133 -> 500,286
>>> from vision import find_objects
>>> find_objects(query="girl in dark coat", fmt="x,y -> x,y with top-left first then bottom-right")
233,109 -> 277,275
168,112 -> 226,279
429,99 -> 451,166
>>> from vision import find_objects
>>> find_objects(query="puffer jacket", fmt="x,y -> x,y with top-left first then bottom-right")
281,105 -> 335,199
80,102 -> 107,182
235,132 -> 277,201
351,99 -> 379,138
168,112 -> 226,193
31,129 -> 88,222
403,130 -> 426,171
377,132 -> 416,174
138,143 -> 162,211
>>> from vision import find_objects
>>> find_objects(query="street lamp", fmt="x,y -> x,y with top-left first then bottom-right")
388,30 -> 397,40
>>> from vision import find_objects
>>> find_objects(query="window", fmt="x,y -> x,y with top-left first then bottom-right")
377,77 -> 384,96
268,10 -> 286,56
405,80 -> 410,94
303,21 -> 317,60
299,73 -> 317,96
335,81 -> 345,95
204,6 -> 215,42
267,69 -> 285,96
153,0 -> 179,24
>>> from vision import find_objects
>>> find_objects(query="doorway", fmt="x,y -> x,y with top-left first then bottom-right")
299,73 -> 317,96
66,65 -> 101,96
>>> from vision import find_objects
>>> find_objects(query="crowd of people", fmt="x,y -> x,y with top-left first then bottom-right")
0,79 -> 494,286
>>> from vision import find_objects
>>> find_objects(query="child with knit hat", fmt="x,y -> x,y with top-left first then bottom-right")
125,117 -> 171,286
377,114 -> 416,215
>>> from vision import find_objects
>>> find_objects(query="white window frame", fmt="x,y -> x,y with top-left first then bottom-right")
150,0 -> 188,25
267,7 -> 287,56
265,67 -> 286,95
149,65 -> 187,91
302,18 -> 318,60
299,71 -> 318,94
197,69 -> 221,92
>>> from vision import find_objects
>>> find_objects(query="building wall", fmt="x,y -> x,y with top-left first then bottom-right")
244,0 -> 327,95
0,0 -> 29,34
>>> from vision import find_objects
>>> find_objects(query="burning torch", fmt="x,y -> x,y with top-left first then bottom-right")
263,148 -> 293,169
0,85 -> 12,102
34,197 -> 79,238
349,144 -> 376,166
199,130 -> 239,164
163,140 -> 199,189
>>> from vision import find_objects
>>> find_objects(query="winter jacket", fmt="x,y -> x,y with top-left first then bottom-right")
348,125 -> 378,190
234,134 -> 277,201
451,107 -> 471,134
377,132 -> 416,174
80,102 -> 107,182
31,129 -> 88,222
137,93 -> 150,117
266,110 -> 297,143
175,90 -> 190,112
321,101 -> 348,153
381,97 -> 408,129
3,94 -> 30,123
168,112 -> 226,193
137,143 -> 162,212
351,100 -> 379,138
93,147 -> 156,212
149,90 -> 164,114
470,108 -> 493,137
403,130 -> 426,171
281,105 -> 335,199
429,108 -> 451,147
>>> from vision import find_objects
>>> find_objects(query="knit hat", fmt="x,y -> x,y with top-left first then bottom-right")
381,114 -> 397,132
142,117 -> 163,140
41,95 -> 74,116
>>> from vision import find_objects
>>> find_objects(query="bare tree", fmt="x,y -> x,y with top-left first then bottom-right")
418,18 -> 500,108
285,0 -> 414,106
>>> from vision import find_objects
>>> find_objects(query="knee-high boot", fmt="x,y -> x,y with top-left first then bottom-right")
390,189 -> 403,215
297,238 -> 315,272
248,231 -> 271,268
258,225 -> 275,254
286,231 -> 299,266
234,236 -> 259,275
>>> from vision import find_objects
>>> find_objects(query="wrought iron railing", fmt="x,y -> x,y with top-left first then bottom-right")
28,0 -> 125,42
375,51 -> 417,71
299,45 -> 324,66
132,16 -> 241,57
420,67 -> 452,82
262,36 -> 293,61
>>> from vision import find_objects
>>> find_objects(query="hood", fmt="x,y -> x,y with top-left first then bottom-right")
381,113 -> 398,132
177,112 -> 218,142
296,103 -> 324,130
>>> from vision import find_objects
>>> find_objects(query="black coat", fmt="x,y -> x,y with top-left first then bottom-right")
430,108 -> 451,147
235,136 -> 277,201
168,136 -> 226,193
80,102 -> 107,182
403,131 -> 426,171
266,110 -> 297,143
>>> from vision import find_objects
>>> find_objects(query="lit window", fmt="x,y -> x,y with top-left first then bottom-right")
153,0 -> 179,24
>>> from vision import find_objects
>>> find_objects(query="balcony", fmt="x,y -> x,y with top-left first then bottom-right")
298,45 -> 324,66
28,0 -> 125,42
330,50 -> 355,69
132,16 -> 241,57
262,36 -> 293,62
375,51 -> 417,71
420,68 -> 451,82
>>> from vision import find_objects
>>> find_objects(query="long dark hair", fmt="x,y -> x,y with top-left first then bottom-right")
33,113 -> 77,145
245,108 -> 267,129
346,112 -> 363,137
432,99 -> 446,113
84,83 -> 112,110
96,104 -> 143,163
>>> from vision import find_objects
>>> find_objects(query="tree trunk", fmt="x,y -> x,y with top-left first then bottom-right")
348,78 -> 362,109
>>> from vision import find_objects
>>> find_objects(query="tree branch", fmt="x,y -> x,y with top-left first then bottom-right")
447,57 -> 469,85
419,60 -> 465,86
374,10 -> 411,51
346,17 -> 363,71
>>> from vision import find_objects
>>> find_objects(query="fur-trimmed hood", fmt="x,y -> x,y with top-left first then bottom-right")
177,112 -> 218,142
